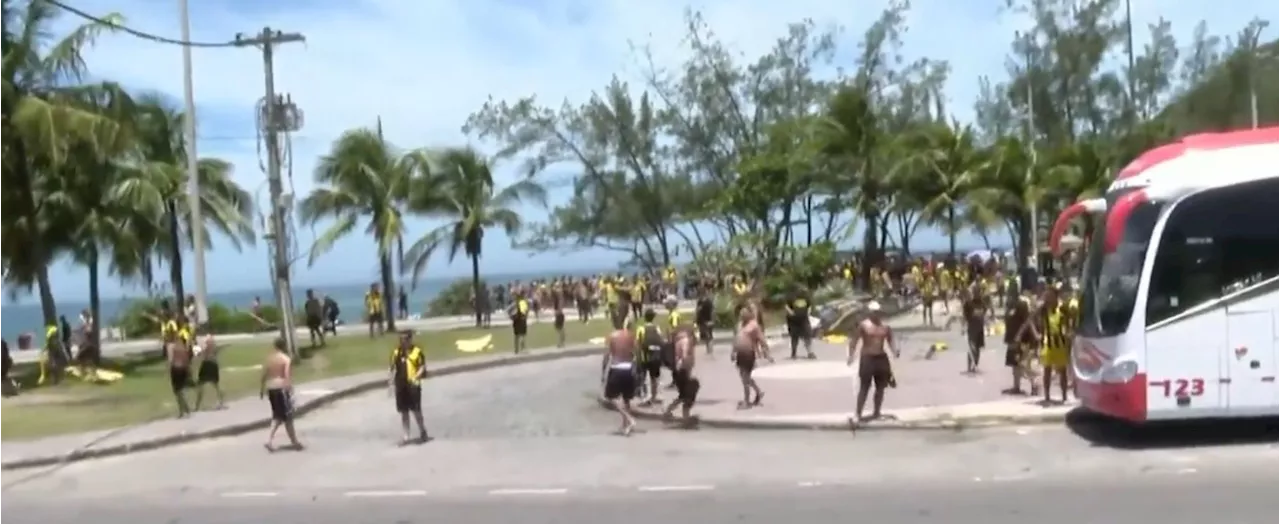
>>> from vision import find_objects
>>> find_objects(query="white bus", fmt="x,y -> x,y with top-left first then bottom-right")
1048,126 -> 1279,422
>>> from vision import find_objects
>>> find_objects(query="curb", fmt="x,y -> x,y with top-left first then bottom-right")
595,398 -> 1071,432
1,347 -> 602,471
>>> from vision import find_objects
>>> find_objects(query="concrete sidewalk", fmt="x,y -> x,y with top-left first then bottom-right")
612,303 -> 1077,431
11,301 -> 699,364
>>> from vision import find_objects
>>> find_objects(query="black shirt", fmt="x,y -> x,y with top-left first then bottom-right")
787,293 -> 812,320
695,297 -> 714,324
305,298 -> 323,319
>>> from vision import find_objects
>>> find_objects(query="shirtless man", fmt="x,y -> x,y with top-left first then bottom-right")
848,301 -> 899,422
662,326 -> 700,426
260,337 -> 304,452
600,323 -> 638,436
164,328 -> 193,418
193,329 -> 225,410
731,307 -> 773,409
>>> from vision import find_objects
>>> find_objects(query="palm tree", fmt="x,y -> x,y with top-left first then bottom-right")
2,0 -> 125,327
403,147 -> 547,327
298,127 -> 427,332
133,95 -> 255,309
816,84 -> 884,283
910,122 -> 988,257
970,136 -> 1048,268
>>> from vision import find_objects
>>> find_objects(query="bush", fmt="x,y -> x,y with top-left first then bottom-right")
425,278 -> 485,317
112,297 -> 285,338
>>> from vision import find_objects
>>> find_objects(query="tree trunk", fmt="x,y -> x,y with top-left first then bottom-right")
379,252 -> 397,332
9,142 -> 60,331
471,254 -> 483,328
947,205 -> 957,257
166,200 -> 186,310
1016,214 -> 1034,272
87,247 -> 103,365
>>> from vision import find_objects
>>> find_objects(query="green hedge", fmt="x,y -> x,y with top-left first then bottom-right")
113,298 -> 287,339
425,278 -> 486,317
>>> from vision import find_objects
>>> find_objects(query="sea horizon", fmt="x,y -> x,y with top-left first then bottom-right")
0,268 -> 612,342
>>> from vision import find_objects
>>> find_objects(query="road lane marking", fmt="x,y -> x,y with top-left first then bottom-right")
990,474 -> 1036,483
221,491 -> 278,498
344,490 -> 428,497
488,488 -> 569,496
797,481 -> 823,488
1176,468 -> 1198,475
638,485 -> 715,492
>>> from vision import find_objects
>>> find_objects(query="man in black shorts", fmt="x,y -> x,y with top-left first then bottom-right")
389,330 -> 430,445
601,323 -> 638,436
961,286 -> 988,374
785,285 -> 816,359
634,309 -> 667,405
848,301 -> 899,422
695,288 -> 715,357
304,289 -> 325,348
662,326 -> 700,426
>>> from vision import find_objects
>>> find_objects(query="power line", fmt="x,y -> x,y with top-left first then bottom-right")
44,0 -> 240,48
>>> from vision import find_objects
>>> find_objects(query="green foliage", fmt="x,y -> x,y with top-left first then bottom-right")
112,298 -> 283,339
425,278 -> 487,317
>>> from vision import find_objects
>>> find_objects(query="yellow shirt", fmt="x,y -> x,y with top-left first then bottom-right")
365,291 -> 383,314
390,345 -> 425,386
667,310 -> 683,329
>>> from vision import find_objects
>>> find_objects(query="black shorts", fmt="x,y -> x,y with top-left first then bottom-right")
368,311 -> 384,324
787,318 -> 811,340
643,355 -> 663,380
967,328 -> 985,350
672,368 -> 700,407
512,315 -> 528,336
395,384 -> 422,413
169,367 -> 190,392
306,316 -> 322,331
197,360 -> 220,384
1004,343 -> 1021,367
697,323 -> 713,342
554,312 -> 565,329
735,351 -> 756,374
859,354 -> 893,389
266,388 -> 293,422
603,368 -> 637,401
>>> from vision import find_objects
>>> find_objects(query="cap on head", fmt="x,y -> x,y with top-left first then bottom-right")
867,300 -> 882,313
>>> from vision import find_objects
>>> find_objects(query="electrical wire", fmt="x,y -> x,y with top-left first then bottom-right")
45,0 -> 242,48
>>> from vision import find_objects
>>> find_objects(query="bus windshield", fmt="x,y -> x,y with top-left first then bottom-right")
1077,190 -> 1163,338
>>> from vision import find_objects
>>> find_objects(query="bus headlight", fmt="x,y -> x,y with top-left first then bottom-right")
1101,360 -> 1138,383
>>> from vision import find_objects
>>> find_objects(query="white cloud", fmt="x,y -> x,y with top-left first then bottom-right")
44,0 -> 1276,297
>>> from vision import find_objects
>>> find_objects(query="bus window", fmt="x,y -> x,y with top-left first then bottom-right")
1146,178 -> 1279,326
1078,189 -> 1162,337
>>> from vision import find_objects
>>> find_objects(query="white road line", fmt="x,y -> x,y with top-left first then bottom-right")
797,481 -> 823,488
1176,468 -> 1198,475
487,488 -> 569,496
344,490 -> 428,498
638,485 -> 715,493
1014,427 -> 1033,435
220,491 -> 278,498
990,474 -> 1036,483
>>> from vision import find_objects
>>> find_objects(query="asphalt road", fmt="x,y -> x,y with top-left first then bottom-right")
3,351 -> 1277,523
4,464 -> 1275,523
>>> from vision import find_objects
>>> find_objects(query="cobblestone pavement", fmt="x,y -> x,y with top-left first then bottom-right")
298,356 -> 617,442
633,305 -> 1031,420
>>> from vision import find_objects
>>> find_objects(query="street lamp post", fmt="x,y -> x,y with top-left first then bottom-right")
178,0 -> 208,325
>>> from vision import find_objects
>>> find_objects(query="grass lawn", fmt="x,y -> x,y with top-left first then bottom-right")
0,318 -> 614,440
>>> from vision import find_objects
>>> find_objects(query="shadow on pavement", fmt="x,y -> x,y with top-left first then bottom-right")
1065,408 -> 1278,450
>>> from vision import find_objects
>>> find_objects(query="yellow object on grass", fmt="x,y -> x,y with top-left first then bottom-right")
66,366 -> 124,384
822,334 -> 848,344
454,334 -> 494,353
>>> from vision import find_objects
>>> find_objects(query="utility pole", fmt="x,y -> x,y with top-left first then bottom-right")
236,28 -> 305,356
178,0 -> 208,328
1016,30 -> 1040,272
1124,0 -> 1136,121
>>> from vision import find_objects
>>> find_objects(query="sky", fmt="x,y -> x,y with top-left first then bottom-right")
28,0 -> 1279,301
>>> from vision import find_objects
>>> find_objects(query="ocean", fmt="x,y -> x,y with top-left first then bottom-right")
0,269 -> 606,343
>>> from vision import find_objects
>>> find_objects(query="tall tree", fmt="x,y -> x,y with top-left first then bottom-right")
298,128 -> 428,332
403,147 -> 547,327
